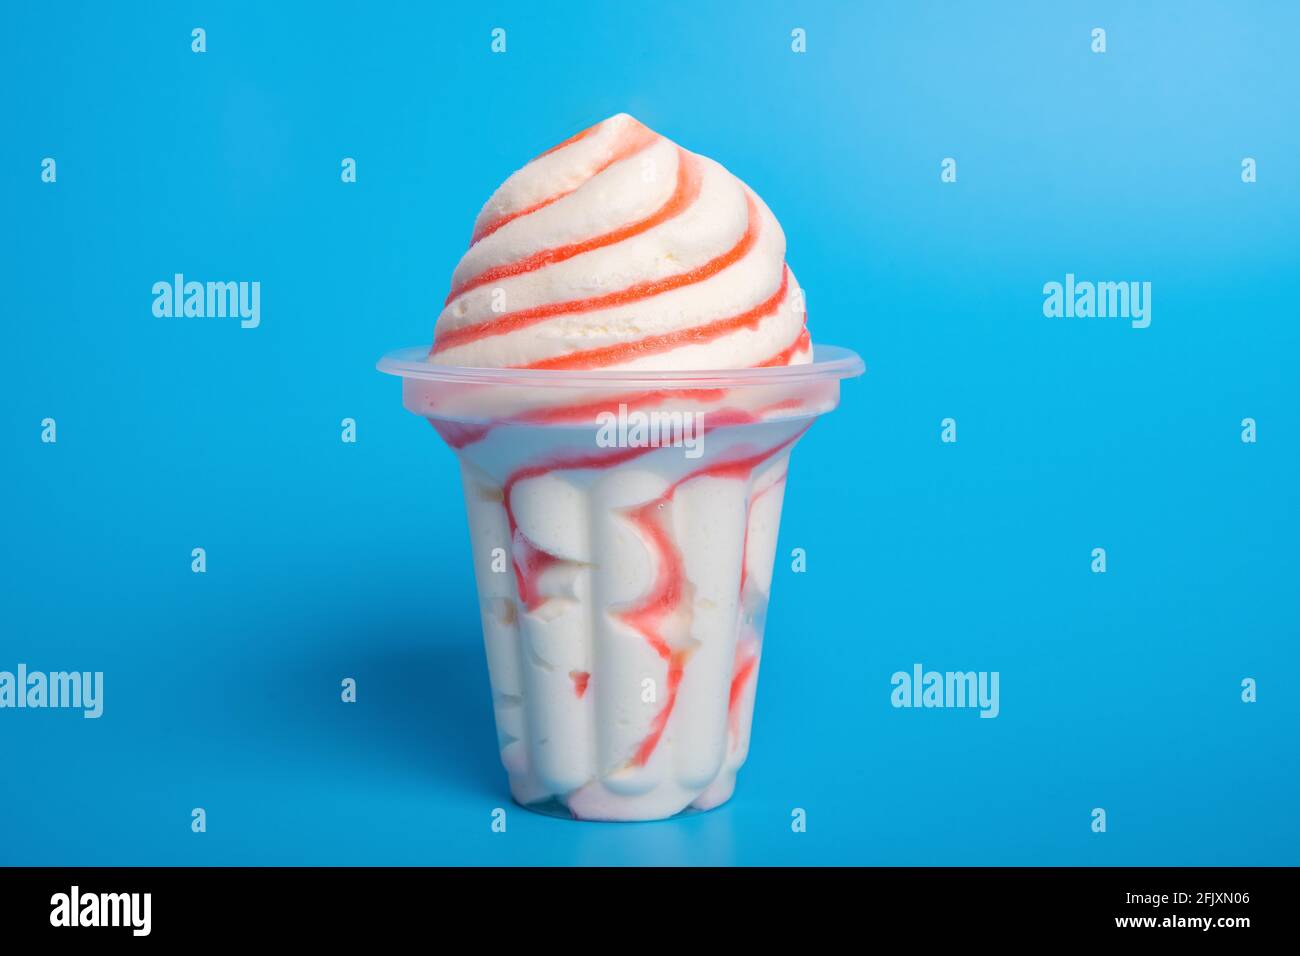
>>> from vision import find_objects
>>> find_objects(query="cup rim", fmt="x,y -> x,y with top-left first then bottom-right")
377,344 -> 864,389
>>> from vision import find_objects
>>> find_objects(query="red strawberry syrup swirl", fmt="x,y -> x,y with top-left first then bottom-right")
480,414 -> 810,768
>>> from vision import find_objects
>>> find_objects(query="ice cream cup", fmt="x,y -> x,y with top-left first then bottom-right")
379,345 -> 863,821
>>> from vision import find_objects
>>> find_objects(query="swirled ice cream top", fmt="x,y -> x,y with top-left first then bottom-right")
430,114 -> 811,371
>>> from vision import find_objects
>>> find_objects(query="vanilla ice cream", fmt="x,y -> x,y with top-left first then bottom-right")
431,113 -> 811,372
382,113 -> 859,821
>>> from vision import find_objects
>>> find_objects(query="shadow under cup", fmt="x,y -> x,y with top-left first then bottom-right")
379,345 -> 863,821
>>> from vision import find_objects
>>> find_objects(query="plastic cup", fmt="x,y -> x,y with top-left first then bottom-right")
379,345 -> 863,821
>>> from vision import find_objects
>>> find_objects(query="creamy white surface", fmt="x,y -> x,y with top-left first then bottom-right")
432,113 -> 811,371
456,420 -> 800,820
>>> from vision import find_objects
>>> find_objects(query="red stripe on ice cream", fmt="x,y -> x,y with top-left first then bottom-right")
727,652 -> 758,743
622,425 -> 810,767
502,443 -> 658,611
754,325 -> 811,368
739,470 -> 787,595
431,194 -> 762,356
470,121 -> 659,246
428,419 -> 492,450
450,150 -> 702,302
517,267 -> 790,370
534,122 -> 599,160
520,388 -> 727,425
491,419 -> 810,765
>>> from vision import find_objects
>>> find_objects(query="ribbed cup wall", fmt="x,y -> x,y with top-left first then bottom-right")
451,418 -> 803,820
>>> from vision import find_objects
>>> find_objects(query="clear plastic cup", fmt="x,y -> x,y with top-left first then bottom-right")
379,345 -> 863,821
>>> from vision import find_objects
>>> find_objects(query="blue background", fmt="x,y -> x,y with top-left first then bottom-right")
2,0 -> 1297,865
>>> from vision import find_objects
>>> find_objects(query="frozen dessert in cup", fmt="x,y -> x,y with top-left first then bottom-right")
380,114 -> 862,820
